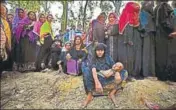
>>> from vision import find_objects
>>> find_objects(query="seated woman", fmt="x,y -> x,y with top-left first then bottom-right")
82,43 -> 127,108
47,39 -> 62,70
59,41 -> 71,73
66,35 -> 87,75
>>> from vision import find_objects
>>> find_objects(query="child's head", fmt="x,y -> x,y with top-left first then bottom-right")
112,62 -> 124,71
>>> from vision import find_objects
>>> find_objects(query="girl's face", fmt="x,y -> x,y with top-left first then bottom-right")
75,37 -> 81,45
39,15 -> 46,23
18,9 -> 25,19
109,14 -> 115,23
96,49 -> 105,58
28,12 -> 36,21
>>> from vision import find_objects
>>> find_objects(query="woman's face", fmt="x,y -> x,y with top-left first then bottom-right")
96,49 -> 105,57
28,12 -> 36,21
99,16 -> 106,23
109,14 -> 115,22
7,14 -> 14,23
75,37 -> 81,45
18,9 -> 24,19
47,15 -> 53,22
1,5 -> 7,18
39,15 -> 46,23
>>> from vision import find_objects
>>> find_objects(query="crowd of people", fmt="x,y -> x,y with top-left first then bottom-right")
1,0 -> 176,108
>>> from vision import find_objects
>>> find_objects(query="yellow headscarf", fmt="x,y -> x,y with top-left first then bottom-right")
39,20 -> 54,44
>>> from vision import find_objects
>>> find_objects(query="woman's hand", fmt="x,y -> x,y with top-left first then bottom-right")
95,80 -> 103,94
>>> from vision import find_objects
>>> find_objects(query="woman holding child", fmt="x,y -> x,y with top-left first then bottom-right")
82,43 -> 128,108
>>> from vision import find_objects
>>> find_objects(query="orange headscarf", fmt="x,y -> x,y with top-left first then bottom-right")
119,2 -> 140,34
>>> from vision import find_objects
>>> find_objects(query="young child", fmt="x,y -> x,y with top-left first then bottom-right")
97,62 -> 128,88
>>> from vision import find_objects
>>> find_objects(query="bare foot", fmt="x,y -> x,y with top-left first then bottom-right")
82,93 -> 94,108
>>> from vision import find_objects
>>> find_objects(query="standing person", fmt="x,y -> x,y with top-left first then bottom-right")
85,20 -> 97,45
13,11 -> 37,72
154,0 -> 174,81
12,8 -> 25,71
105,12 -> 119,62
93,12 -> 106,43
0,4 -> 12,72
66,36 -> 87,75
140,1 -> 156,77
118,2 -> 142,77
35,14 -> 54,71
33,13 -> 46,58
167,1 -> 176,81
7,14 -> 14,30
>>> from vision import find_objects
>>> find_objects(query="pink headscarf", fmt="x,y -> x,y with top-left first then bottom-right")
107,12 -> 119,28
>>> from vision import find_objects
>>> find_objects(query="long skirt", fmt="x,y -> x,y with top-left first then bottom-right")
13,36 -> 37,72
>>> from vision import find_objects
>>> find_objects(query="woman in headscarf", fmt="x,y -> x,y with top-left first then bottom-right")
12,8 -> 25,34
139,1 -> 156,77
86,19 -> 97,45
167,1 -> 176,81
82,43 -> 122,108
12,8 -> 25,71
118,2 -> 142,77
66,35 -> 87,75
0,4 -> 12,72
154,0 -> 174,81
105,12 -> 119,62
33,13 -> 46,58
93,12 -> 107,43
13,11 -> 37,72
35,14 -> 54,72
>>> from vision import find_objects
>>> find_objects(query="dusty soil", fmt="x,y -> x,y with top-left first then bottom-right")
1,71 -> 176,109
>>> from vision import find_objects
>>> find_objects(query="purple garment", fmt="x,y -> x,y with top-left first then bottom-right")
15,17 -> 36,43
12,8 -> 25,34
67,59 -> 79,75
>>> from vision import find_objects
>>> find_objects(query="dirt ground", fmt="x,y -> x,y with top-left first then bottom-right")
1,71 -> 176,109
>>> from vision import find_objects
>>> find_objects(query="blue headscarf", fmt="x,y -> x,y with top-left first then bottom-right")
140,11 -> 148,28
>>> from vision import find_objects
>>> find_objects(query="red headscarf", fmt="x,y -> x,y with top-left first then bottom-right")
107,12 -> 119,28
119,2 -> 140,34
